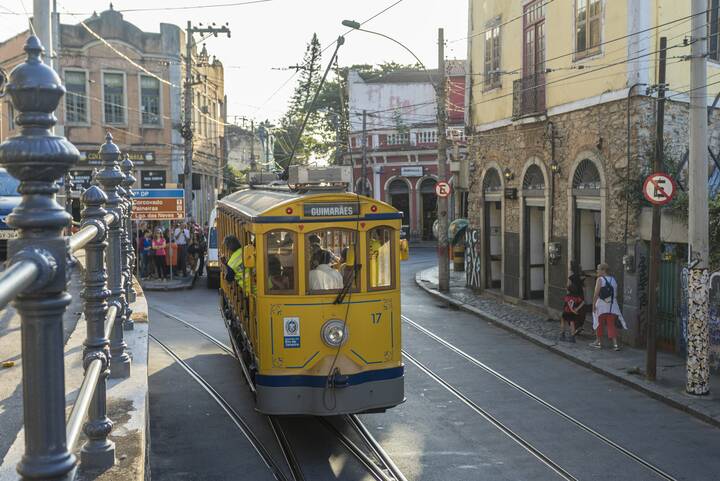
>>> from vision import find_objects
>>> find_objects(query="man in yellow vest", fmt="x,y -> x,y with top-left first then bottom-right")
221,235 -> 244,290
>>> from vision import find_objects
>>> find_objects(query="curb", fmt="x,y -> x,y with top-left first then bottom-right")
414,270 -> 720,429
140,277 -> 196,292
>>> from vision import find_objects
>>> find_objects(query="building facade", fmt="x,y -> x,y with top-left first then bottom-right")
466,0 -> 720,356
225,123 -> 272,173
0,6 -> 225,225
345,63 -> 467,240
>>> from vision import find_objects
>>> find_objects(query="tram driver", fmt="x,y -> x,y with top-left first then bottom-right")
309,249 -> 343,291
221,234 -> 244,288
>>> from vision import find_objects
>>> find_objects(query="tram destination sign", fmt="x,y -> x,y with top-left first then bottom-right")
304,202 -> 359,217
131,189 -> 185,220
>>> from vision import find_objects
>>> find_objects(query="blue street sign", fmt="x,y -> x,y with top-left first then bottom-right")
133,189 -> 184,199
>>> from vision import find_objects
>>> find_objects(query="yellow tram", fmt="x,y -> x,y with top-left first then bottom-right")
217,185 -> 407,415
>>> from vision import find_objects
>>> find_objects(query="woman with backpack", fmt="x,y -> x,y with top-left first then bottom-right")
591,263 -> 627,350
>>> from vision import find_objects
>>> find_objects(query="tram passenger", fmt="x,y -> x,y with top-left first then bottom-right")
309,249 -> 343,291
268,255 -> 290,290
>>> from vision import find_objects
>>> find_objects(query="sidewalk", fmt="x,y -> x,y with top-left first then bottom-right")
416,266 -> 720,428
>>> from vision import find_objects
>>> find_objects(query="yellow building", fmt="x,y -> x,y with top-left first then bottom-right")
465,0 -> 720,350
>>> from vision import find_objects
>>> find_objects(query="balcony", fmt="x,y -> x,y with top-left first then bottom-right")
512,75 -> 546,119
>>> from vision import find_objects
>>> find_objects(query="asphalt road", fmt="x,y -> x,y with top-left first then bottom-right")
147,247 -> 720,481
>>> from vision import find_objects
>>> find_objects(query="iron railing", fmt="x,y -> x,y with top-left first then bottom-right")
512,74 -> 546,119
0,36 -> 138,479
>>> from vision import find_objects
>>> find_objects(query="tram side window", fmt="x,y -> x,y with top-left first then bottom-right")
306,229 -> 357,293
265,230 -> 296,293
368,227 -> 394,290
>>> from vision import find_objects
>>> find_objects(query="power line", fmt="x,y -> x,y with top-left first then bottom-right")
449,0 -> 556,44
64,0 -> 271,15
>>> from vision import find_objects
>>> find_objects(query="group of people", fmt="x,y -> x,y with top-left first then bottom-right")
560,261 -> 627,350
138,220 -> 207,282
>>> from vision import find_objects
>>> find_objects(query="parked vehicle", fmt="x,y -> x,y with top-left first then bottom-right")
206,208 -> 219,288
0,168 -> 21,261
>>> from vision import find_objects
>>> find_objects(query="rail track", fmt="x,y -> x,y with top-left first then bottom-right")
401,314 -> 681,481
151,306 -> 408,481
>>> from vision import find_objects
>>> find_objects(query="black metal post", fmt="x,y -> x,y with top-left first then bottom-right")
79,185 -> 115,468
96,133 -> 131,379
0,36 -> 79,481
121,153 -> 136,330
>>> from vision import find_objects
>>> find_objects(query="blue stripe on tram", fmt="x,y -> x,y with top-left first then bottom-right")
255,366 -> 404,388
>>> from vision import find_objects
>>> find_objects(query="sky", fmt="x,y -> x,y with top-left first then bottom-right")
0,0 -> 468,124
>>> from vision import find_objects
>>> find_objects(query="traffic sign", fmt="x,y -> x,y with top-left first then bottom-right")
435,181 -> 451,198
132,189 -> 185,220
642,172 -> 676,206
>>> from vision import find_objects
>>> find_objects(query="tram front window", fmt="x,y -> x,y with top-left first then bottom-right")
265,230 -> 296,293
306,229 -> 357,293
368,227 -> 394,290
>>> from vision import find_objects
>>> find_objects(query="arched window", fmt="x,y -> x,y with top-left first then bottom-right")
572,159 -> 601,192
522,164 -> 545,192
420,177 -> 437,193
388,178 -> 409,195
483,168 -> 502,193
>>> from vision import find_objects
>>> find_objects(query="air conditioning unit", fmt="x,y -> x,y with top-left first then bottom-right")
289,165 -> 352,185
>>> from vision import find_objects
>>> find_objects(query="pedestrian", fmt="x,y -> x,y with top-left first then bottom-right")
174,221 -> 190,276
189,228 -> 207,278
560,281 -> 585,343
591,263 -> 627,350
152,229 -> 168,281
141,230 -> 152,278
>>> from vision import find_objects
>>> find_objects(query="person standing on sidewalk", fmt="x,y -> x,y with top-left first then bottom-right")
152,229 -> 168,281
174,222 -> 190,277
560,281 -> 585,343
591,263 -> 627,350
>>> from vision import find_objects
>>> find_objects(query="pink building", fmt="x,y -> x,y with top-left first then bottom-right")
346,61 -> 467,240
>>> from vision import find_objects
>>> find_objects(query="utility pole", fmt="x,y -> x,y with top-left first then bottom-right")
32,0 -> 52,66
183,21 -> 230,221
361,109 -> 368,195
249,119 -> 256,171
437,27 -> 450,293
687,0 -> 710,395
646,36 -> 667,382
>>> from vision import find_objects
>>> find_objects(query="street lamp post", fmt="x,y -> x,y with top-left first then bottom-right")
342,20 -> 450,291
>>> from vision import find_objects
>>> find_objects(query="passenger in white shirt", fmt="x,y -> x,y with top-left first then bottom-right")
309,249 -> 343,291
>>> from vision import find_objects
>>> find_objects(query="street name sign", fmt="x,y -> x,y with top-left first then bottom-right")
435,181 -> 451,198
132,189 -> 185,220
642,172 -> 676,206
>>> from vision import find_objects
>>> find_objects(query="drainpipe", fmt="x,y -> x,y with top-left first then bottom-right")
623,82 -> 647,253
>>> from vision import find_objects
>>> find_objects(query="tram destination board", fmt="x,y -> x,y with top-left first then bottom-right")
132,189 -> 185,220
304,202 -> 359,217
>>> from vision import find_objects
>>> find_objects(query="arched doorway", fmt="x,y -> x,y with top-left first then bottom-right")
387,178 -> 410,234
419,177 -> 437,240
570,157 -> 602,300
483,168 -> 503,289
355,178 -> 372,197
521,163 -> 547,300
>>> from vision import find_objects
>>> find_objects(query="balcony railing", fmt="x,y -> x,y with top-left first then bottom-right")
512,74 -> 546,119
0,36 -> 139,479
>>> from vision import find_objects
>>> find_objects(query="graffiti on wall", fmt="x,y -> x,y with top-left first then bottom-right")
465,228 -> 481,289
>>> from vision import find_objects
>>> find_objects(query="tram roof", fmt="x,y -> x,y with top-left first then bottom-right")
219,188 -> 300,219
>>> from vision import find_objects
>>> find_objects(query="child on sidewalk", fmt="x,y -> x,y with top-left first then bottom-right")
560,282 -> 585,343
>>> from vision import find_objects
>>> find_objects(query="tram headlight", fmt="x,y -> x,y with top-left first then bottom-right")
321,320 -> 347,348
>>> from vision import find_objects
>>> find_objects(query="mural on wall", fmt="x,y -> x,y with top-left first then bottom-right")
465,228 -> 481,289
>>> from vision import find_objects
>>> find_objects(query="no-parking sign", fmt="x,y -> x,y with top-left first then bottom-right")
642,172 -> 677,206
435,181 -> 451,198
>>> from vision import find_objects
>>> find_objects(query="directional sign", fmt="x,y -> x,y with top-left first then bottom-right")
642,172 -> 677,206
435,181 -> 452,198
132,189 -> 185,220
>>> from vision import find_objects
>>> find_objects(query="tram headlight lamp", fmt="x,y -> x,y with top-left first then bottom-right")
322,320 -> 347,348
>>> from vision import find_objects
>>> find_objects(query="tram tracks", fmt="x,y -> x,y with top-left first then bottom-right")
401,314 -> 680,481
151,306 -> 407,481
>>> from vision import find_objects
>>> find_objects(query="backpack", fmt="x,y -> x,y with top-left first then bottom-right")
599,276 -> 614,303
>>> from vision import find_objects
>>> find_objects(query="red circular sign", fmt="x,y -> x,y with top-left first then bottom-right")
435,181 -> 451,198
642,172 -> 677,206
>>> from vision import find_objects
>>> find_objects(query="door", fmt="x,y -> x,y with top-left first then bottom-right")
420,178 -> 437,241
525,206 -> 545,299
485,201 -> 502,289
574,208 -> 601,301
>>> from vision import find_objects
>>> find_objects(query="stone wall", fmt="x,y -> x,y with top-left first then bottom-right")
467,95 -> 720,345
